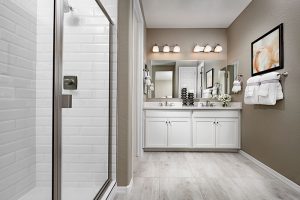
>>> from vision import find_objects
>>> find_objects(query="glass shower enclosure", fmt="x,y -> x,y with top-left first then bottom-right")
0,0 -> 114,200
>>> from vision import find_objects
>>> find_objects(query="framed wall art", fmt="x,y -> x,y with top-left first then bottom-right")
251,23 -> 284,76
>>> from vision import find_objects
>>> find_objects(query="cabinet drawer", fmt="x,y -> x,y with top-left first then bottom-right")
193,110 -> 239,118
145,110 -> 191,118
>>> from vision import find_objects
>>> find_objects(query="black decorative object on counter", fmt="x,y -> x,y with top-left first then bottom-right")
188,92 -> 194,106
181,88 -> 187,106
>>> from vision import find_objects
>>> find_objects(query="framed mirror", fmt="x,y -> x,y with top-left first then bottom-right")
146,59 -> 229,100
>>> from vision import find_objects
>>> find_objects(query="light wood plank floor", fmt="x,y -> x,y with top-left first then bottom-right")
114,152 -> 300,200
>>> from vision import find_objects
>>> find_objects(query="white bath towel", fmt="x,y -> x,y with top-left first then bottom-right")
258,72 -> 283,105
244,75 -> 261,104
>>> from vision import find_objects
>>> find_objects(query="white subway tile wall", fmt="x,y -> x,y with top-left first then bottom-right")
35,0 -> 54,190
62,0 -> 117,192
1,0 -> 117,199
0,1 -> 37,200
61,0 -> 111,191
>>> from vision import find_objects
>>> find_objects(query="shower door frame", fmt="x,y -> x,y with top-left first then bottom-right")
53,0 -> 115,200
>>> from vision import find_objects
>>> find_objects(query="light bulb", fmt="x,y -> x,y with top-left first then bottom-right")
194,44 -> 204,52
214,44 -> 223,53
204,45 -> 212,53
163,44 -> 170,53
173,44 -> 180,53
152,44 -> 159,53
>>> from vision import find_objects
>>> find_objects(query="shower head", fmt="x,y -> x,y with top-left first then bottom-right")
63,0 -> 73,13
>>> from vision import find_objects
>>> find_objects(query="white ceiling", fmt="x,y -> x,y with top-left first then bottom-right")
141,0 -> 252,28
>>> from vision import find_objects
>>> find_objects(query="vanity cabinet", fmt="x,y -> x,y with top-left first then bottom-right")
144,111 -> 192,148
192,111 -> 240,149
193,117 -> 239,148
144,109 -> 240,150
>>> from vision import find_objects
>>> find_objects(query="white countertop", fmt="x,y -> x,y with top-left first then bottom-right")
143,102 -> 242,110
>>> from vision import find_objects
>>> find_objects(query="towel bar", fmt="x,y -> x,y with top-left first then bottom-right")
278,72 -> 288,77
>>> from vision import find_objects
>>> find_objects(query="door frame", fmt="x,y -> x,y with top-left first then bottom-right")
52,0 -> 115,199
132,0 -> 145,157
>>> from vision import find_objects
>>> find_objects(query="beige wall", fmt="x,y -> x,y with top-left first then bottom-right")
147,28 -> 227,61
227,0 -> 300,185
117,0 -> 133,186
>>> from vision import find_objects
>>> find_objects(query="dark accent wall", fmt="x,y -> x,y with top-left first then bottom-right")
227,0 -> 300,185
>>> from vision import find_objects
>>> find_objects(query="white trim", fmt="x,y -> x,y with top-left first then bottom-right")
239,150 -> 300,193
101,180 -> 117,200
116,178 -> 133,194
133,0 -> 145,157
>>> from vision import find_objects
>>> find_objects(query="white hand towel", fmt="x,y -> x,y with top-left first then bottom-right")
212,87 -> 218,95
244,76 -> 261,104
258,72 -> 283,105
232,80 -> 241,94
203,89 -> 212,98
277,83 -> 283,100
258,82 -> 277,105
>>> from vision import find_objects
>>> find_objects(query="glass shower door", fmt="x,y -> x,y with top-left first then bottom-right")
61,0 -> 111,199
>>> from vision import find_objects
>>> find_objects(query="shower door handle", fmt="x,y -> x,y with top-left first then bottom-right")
62,94 -> 72,108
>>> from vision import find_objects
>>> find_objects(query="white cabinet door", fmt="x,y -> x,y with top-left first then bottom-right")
168,118 -> 192,147
145,118 -> 168,147
193,118 -> 216,148
216,118 -> 239,148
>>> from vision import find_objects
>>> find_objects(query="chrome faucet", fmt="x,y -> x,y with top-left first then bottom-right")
206,100 -> 210,107
165,96 -> 168,106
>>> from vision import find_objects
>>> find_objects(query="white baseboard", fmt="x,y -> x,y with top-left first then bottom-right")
239,150 -> 300,192
116,178 -> 133,194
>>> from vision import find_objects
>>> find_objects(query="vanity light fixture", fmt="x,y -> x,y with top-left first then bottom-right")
152,44 -> 159,53
163,44 -> 170,53
214,44 -> 223,53
203,45 -> 213,53
173,44 -> 181,53
193,44 -> 204,53
152,44 -> 181,53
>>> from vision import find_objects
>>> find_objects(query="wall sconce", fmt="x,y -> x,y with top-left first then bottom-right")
152,44 -> 159,53
152,44 -> 181,53
214,44 -> 223,53
193,44 -> 223,53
